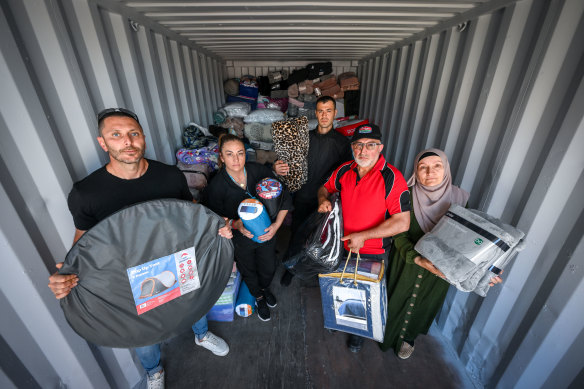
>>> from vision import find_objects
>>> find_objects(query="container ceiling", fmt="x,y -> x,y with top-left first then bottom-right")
118,0 -> 498,61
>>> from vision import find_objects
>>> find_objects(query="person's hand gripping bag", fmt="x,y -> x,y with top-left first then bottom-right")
58,199 -> 234,348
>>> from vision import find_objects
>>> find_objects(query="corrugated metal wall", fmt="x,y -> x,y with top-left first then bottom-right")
225,60 -> 358,80
358,0 -> 584,387
1,0 -> 583,388
0,0 -> 224,388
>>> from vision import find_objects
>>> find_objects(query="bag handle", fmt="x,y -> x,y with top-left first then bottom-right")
339,250 -> 361,286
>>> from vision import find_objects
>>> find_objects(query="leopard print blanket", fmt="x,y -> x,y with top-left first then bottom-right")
271,116 -> 309,192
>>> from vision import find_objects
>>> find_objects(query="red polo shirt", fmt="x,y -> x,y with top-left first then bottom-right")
324,155 -> 410,254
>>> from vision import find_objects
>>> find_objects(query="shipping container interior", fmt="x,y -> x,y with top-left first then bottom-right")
1,0 -> 583,388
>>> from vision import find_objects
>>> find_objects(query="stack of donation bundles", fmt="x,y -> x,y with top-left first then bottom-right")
415,204 -> 525,296
243,108 -> 285,151
207,263 -> 241,322
285,194 -> 343,279
58,199 -> 234,347
319,252 -> 387,342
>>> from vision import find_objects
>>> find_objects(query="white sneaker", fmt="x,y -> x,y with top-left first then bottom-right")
147,369 -> 165,389
195,331 -> 229,356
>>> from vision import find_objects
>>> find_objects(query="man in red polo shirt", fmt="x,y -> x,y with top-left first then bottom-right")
317,123 -> 411,352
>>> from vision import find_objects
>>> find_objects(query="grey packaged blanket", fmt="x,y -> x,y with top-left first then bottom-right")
414,204 -> 525,296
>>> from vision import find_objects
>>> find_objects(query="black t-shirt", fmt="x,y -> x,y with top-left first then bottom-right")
294,129 -> 352,204
68,159 -> 192,231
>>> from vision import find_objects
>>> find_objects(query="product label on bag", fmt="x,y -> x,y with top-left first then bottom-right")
127,247 -> 201,315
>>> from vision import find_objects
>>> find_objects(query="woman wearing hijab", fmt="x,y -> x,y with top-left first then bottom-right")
379,148 -> 501,358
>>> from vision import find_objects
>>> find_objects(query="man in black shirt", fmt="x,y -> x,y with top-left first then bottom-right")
274,96 -> 352,285
48,108 -> 231,389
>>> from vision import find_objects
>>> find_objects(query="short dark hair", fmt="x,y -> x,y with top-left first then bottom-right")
97,108 -> 141,136
316,96 -> 336,110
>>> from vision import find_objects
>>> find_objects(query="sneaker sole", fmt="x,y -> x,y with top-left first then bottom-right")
195,340 -> 230,357
257,313 -> 271,321
266,302 -> 277,308
211,348 -> 229,357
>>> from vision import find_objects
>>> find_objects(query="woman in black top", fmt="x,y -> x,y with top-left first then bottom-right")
204,134 -> 292,321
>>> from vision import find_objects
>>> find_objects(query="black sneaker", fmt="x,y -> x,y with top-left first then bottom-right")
280,270 -> 294,287
255,296 -> 270,321
263,288 -> 277,308
347,334 -> 364,353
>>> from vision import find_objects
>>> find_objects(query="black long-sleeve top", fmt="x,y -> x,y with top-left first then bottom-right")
294,129 -> 352,204
203,162 -> 293,222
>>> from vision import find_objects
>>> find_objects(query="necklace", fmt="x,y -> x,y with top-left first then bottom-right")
227,167 -> 247,189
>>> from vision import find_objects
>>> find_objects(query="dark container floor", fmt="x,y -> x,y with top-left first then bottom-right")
148,232 -> 476,389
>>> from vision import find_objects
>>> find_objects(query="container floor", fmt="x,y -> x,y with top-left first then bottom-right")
151,231 -> 476,389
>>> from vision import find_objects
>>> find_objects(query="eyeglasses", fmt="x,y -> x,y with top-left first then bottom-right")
351,142 -> 382,151
96,108 -> 140,124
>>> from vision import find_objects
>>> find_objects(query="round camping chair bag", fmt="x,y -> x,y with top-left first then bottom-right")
59,199 -> 234,348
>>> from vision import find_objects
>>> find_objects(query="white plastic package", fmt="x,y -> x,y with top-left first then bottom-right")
244,108 -> 285,123
414,204 -> 525,296
223,102 -> 252,118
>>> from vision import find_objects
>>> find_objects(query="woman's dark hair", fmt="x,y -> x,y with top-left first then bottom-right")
217,134 -> 245,168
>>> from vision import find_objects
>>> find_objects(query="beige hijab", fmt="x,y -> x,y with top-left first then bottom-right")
407,148 -> 470,233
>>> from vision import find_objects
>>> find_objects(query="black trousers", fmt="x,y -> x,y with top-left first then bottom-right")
282,198 -> 319,264
290,198 -> 318,236
233,232 -> 278,298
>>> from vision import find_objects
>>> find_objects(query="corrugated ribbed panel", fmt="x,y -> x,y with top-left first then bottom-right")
0,0 -> 224,387
358,0 -> 584,387
1,0 -> 583,388
224,60 -> 358,79
122,0 -> 489,61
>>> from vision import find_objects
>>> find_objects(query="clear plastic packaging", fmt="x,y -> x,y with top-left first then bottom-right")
318,251 -> 387,341
222,102 -> 252,118
414,204 -> 525,296
243,108 -> 284,123
243,122 -> 273,142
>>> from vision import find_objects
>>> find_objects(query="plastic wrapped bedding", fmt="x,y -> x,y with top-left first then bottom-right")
244,108 -> 284,124
265,97 -> 288,113
59,199 -> 234,348
223,102 -> 252,118
414,204 -> 525,296
244,122 -> 273,143
177,161 -> 209,190
223,79 -> 239,96
220,117 -> 244,138
268,69 -> 289,84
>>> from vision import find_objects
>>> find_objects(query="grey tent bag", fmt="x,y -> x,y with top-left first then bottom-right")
59,199 -> 234,348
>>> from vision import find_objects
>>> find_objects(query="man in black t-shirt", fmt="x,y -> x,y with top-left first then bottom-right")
274,96 -> 352,285
48,108 -> 232,389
